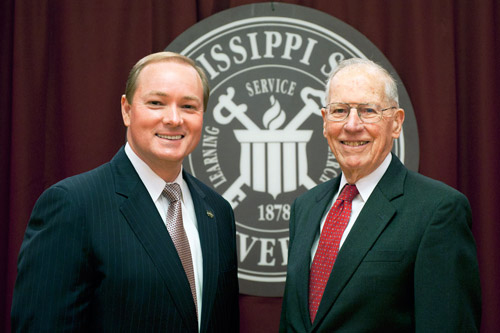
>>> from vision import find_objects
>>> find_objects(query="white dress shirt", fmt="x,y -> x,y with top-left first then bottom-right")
311,153 -> 392,263
125,143 -> 203,330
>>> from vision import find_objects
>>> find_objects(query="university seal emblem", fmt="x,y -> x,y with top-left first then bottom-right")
166,3 -> 419,296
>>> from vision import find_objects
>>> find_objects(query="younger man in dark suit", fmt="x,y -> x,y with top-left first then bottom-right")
280,58 -> 481,332
12,52 -> 239,332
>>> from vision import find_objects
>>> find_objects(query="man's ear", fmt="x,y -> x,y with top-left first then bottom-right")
121,95 -> 131,127
321,108 -> 328,138
392,108 -> 405,139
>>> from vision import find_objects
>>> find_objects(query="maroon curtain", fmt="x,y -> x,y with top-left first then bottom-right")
2,1 -> 498,332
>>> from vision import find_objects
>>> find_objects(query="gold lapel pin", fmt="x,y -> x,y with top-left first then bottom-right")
206,211 -> 214,218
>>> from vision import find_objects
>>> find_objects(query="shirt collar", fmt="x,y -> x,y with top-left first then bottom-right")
124,143 -> 186,203
339,153 -> 392,202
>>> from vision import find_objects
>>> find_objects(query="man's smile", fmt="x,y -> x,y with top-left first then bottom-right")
341,141 -> 369,147
156,133 -> 183,140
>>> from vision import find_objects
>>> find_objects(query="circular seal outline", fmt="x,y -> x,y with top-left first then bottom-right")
166,3 -> 419,296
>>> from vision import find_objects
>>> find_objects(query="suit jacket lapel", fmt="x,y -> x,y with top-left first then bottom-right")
112,148 -> 198,332
294,178 -> 341,328
183,171 -> 219,333
312,155 -> 406,330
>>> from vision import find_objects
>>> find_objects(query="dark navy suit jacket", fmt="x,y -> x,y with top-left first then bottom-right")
280,154 -> 481,332
12,147 -> 239,332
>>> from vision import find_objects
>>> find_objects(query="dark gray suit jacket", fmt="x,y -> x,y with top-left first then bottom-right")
280,154 -> 481,332
12,147 -> 239,332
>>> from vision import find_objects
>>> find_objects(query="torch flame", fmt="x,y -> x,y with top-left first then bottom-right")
262,95 -> 286,130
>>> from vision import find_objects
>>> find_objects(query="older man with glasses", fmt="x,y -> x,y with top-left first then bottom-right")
280,58 -> 481,332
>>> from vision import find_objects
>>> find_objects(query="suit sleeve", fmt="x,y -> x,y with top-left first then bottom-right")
414,191 -> 481,332
11,185 -> 92,332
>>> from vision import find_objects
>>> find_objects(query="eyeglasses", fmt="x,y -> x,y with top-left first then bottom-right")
323,103 -> 397,123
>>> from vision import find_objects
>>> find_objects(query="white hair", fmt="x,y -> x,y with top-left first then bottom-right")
324,58 -> 399,106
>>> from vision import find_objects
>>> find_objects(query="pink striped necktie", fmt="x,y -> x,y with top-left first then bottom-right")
308,184 -> 359,323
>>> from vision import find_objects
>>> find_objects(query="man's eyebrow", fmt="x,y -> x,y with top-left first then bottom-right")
145,91 -> 200,102
146,91 -> 167,97
182,95 -> 201,102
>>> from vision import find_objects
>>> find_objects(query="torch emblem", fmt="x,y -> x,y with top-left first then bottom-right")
213,86 -> 324,207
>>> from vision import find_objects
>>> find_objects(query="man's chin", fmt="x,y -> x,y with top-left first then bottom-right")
339,158 -> 370,174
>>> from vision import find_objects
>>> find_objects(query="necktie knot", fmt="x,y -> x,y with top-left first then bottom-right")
338,184 -> 358,203
163,183 -> 182,203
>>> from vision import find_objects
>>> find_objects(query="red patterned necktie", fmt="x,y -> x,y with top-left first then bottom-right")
308,184 -> 359,323
163,183 -> 198,318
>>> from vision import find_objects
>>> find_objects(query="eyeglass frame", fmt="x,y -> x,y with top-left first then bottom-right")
322,102 -> 398,123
